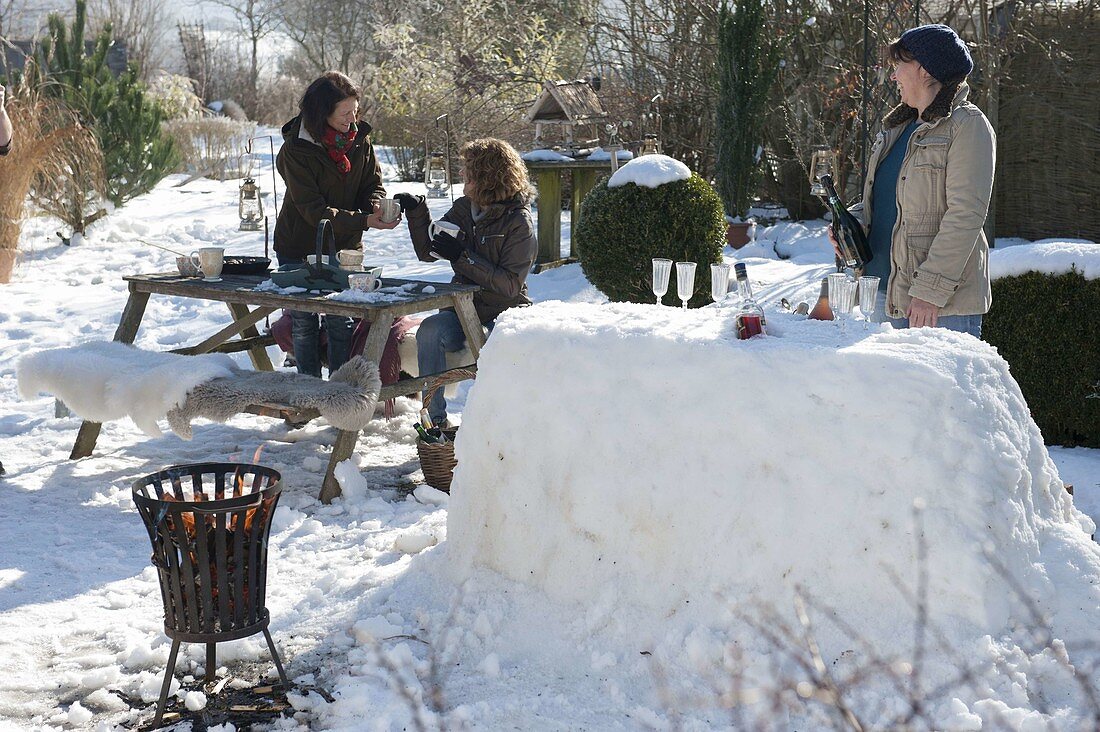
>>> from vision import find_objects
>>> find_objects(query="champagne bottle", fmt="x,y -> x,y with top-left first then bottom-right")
419,408 -> 434,430
819,175 -> 872,272
414,423 -> 445,444
733,263 -> 767,339
808,277 -> 834,320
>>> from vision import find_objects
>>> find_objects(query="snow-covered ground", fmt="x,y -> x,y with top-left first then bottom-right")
1,138 -> 1098,731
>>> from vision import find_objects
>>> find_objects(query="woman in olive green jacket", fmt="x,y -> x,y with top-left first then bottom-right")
274,71 -> 398,377
841,24 -> 995,336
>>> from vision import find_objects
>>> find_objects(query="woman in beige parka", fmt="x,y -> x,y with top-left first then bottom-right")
841,24 -> 995,336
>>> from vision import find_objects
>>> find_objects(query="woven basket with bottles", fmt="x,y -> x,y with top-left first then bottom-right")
416,369 -> 475,492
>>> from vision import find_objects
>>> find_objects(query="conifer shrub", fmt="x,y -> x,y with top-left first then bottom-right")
984,269 -> 1100,447
573,173 -> 726,306
41,0 -> 178,208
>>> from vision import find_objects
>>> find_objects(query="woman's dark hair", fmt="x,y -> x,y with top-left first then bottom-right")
299,71 -> 360,141
882,38 -> 963,128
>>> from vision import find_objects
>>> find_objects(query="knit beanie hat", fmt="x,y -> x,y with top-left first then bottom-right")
899,24 -> 973,84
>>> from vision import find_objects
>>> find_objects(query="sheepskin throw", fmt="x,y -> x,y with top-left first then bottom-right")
167,356 -> 380,438
18,341 -> 380,439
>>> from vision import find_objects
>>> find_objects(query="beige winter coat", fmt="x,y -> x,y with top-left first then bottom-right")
860,83 -> 996,318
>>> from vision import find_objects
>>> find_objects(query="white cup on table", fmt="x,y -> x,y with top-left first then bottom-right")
348,267 -> 383,292
191,247 -> 224,281
336,249 -> 365,270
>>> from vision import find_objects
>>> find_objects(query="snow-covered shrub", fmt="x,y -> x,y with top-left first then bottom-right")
573,172 -> 725,306
984,269 -> 1100,447
162,117 -> 257,180
146,73 -> 202,121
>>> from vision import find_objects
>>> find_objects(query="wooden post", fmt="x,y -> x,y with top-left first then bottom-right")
571,169 -> 600,258
71,287 -> 150,459
534,167 -> 562,264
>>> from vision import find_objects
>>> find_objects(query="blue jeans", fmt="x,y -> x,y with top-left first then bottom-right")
277,255 -> 354,377
890,313 -> 983,338
417,310 -> 490,424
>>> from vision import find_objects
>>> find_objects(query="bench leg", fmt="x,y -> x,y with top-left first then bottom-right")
319,429 -> 359,503
71,289 -> 150,459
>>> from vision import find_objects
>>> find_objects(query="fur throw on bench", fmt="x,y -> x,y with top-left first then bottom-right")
167,356 -> 380,438
17,341 -> 380,439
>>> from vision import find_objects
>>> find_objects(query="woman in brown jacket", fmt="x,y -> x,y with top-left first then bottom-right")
838,24 -> 995,336
274,71 -> 398,377
395,138 -> 537,427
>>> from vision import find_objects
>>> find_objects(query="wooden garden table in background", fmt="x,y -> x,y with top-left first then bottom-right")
525,159 -> 613,271
68,272 -> 484,502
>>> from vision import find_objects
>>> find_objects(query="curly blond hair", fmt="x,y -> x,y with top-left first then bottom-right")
459,138 -> 535,208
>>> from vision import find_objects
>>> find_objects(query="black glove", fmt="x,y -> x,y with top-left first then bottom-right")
395,193 -> 425,213
430,229 -> 465,262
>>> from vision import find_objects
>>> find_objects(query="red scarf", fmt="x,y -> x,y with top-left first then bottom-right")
321,123 -> 357,174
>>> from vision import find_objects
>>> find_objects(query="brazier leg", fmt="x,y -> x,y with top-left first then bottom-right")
206,642 -> 216,683
263,627 -> 291,688
153,638 -> 182,728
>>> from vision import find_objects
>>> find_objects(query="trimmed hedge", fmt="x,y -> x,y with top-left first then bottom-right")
574,173 -> 726,307
984,269 -> 1100,447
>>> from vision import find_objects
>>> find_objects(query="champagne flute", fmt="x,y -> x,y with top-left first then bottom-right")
858,275 -> 880,329
837,278 -> 857,333
710,263 -> 731,305
676,261 -> 696,310
652,258 -> 672,305
827,273 -> 851,332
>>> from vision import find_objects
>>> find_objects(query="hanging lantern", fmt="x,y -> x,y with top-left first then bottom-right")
640,133 -> 662,157
425,151 -> 449,199
238,177 -> 264,231
809,148 -> 838,198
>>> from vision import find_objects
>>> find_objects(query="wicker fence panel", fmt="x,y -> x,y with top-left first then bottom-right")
994,3 -> 1100,241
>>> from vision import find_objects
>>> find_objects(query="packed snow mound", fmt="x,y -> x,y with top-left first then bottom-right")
989,239 -> 1100,280
607,153 -> 690,188
446,301 -> 1100,664
521,148 -> 573,162
587,147 -> 633,162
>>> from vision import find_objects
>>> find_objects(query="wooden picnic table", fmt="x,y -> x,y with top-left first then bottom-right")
68,271 -> 485,503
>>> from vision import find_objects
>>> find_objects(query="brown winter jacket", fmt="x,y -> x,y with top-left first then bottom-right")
858,82 -> 996,318
273,115 -> 386,260
406,195 -> 537,323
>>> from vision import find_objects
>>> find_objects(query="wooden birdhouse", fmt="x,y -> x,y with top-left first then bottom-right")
524,80 -> 608,154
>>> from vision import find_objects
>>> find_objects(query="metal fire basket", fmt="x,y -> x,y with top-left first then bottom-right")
133,462 -> 289,727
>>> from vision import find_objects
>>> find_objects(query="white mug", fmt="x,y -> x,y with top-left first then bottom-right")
191,247 -> 224,281
348,267 -> 383,292
378,198 -> 400,223
336,249 -> 365,270
431,220 -> 461,240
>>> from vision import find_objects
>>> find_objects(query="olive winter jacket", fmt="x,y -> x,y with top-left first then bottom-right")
273,116 -> 386,260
